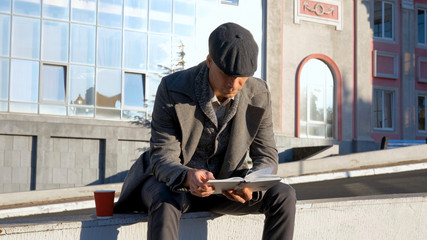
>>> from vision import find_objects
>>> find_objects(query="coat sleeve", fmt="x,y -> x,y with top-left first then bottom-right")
149,78 -> 190,191
248,84 -> 279,174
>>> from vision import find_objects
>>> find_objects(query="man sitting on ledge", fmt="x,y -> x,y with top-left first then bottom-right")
114,22 -> 296,240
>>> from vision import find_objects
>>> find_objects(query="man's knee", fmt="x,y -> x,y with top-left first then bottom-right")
141,177 -> 189,212
265,183 -> 297,210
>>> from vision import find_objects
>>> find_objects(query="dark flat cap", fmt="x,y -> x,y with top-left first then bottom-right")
209,22 -> 258,77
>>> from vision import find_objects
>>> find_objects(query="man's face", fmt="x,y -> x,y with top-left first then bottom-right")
206,55 -> 249,102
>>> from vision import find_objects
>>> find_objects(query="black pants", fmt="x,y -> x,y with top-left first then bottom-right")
140,176 -> 296,240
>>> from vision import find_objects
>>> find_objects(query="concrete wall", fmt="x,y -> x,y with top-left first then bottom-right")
0,113 -> 150,193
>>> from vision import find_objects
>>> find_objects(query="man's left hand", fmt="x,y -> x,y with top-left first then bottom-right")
222,187 -> 253,203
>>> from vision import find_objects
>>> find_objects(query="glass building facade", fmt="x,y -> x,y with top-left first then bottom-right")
0,0 -> 262,121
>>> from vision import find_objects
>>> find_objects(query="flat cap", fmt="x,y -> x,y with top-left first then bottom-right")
209,22 -> 258,77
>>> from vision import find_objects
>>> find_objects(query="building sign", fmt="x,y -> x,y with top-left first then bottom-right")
294,0 -> 342,30
402,0 -> 414,10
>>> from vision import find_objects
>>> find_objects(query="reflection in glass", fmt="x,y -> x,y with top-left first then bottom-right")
41,65 -> 66,102
373,89 -> 393,129
374,89 -> 383,128
12,16 -> 40,59
42,21 -> 69,62
148,35 -> 171,72
124,31 -> 147,70
383,2 -> 393,39
40,105 -> 66,115
299,58 -> 334,138
70,24 -> 95,64
10,102 -> 37,114
98,0 -> 123,28
419,96 -> 426,131
14,0 -> 41,17
149,0 -> 171,33
418,10 -> 426,44
96,108 -> 121,119
383,91 -> 393,128
10,59 -> 39,103
0,101 -> 6,111
373,0 -> 382,38
43,0 -> 69,20
173,0 -> 195,37
70,65 -> 95,106
0,15 -> 10,57
0,0 -> 11,13
71,0 -> 96,24
124,73 -> 144,108
96,68 -> 121,108
97,27 -> 122,68
124,0 -> 148,31
0,58 -> 8,100
122,110 -> 145,120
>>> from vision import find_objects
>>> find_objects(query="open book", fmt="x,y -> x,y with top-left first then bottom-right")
207,168 -> 282,194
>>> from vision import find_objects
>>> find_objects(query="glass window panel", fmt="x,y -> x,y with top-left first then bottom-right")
0,0 -> 11,13
418,10 -> 426,44
10,102 -> 38,113
383,2 -> 393,39
10,59 -> 39,103
12,16 -> 40,59
70,24 -> 95,65
309,87 -> 324,122
14,0 -> 41,17
122,110 -> 145,120
173,0 -> 195,37
373,0 -> 382,38
96,68 -> 121,108
124,31 -> 147,70
42,20 -> 69,62
0,15 -> 10,57
221,0 -> 238,5
43,0 -> 69,20
96,108 -> 121,119
374,90 -> 383,128
308,125 -> 325,138
70,65 -> 95,106
384,91 -> 393,128
124,0 -> 148,31
41,65 -> 66,102
69,106 -> 94,117
149,0 -> 171,34
40,104 -> 66,115
71,0 -> 96,24
148,35 -> 171,72
0,101 -> 7,111
97,27 -> 122,68
98,0 -> 123,28
124,73 -> 144,108
0,58 -> 8,100
327,125 -> 333,138
418,96 -> 426,131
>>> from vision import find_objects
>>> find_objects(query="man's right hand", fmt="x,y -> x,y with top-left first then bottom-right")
184,168 -> 215,197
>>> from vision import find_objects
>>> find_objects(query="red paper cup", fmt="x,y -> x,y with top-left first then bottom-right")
94,190 -> 115,219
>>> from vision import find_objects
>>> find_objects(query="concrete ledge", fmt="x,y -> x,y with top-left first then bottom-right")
278,145 -> 427,177
1,193 -> 426,240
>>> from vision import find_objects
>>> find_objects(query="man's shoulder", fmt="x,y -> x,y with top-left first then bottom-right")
243,77 -> 270,95
163,62 -> 204,88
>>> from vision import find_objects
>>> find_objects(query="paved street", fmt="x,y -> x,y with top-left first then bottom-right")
292,169 -> 427,200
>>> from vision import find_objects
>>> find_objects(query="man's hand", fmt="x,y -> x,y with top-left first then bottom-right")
184,168 -> 215,197
222,187 -> 253,203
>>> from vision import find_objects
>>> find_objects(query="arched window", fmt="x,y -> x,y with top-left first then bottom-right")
299,58 -> 335,139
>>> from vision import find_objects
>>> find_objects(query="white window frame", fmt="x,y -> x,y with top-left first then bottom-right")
373,0 -> 395,41
373,88 -> 396,131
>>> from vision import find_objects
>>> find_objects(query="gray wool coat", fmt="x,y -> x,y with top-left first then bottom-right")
114,62 -> 278,213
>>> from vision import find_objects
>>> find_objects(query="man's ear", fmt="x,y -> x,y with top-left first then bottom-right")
206,55 -> 212,68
